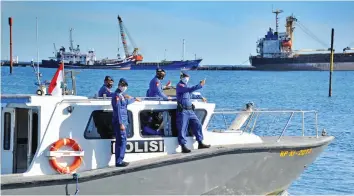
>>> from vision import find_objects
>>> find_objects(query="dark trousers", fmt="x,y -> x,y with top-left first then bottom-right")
176,110 -> 203,145
114,123 -> 128,165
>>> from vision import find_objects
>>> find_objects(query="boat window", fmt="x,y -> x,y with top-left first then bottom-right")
139,109 -> 207,138
84,110 -> 134,139
3,112 -> 11,150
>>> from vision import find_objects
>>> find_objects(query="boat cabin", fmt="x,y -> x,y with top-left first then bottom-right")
1,93 -> 262,177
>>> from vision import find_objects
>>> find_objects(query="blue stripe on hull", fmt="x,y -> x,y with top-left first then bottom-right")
130,59 -> 202,70
40,60 -> 133,70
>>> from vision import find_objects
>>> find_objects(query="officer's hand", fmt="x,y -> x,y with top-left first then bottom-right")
168,96 -> 172,101
202,97 -> 207,103
120,124 -> 125,131
124,95 -> 132,99
135,97 -> 142,102
200,79 -> 206,86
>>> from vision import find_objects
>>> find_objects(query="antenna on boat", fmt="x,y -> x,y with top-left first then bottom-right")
182,39 -> 185,61
35,17 -> 41,86
34,16 -> 47,96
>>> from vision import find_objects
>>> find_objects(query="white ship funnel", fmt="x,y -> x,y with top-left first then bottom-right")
228,103 -> 254,131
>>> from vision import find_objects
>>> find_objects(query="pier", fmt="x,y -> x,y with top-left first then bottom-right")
197,65 -> 256,70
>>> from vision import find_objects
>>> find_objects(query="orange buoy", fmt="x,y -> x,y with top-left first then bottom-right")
49,138 -> 83,174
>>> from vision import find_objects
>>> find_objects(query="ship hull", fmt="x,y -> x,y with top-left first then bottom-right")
131,59 -> 202,70
1,136 -> 333,195
250,52 -> 354,71
40,60 -> 132,70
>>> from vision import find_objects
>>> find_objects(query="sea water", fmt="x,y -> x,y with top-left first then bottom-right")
1,67 -> 353,194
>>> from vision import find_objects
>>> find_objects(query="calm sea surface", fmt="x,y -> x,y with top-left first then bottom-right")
1,66 -> 354,194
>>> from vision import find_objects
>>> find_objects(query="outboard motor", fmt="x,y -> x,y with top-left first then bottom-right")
228,102 -> 254,130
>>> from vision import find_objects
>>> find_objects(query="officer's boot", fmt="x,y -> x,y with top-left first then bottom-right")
198,141 -> 211,149
181,144 -> 191,153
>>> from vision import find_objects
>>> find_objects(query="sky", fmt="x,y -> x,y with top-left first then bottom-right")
1,1 -> 354,65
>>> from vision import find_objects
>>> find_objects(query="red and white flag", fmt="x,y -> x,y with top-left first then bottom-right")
48,62 -> 64,96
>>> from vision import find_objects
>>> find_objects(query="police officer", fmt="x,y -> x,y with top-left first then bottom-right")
112,78 -> 141,167
146,68 -> 171,100
98,76 -> 114,97
176,71 -> 210,153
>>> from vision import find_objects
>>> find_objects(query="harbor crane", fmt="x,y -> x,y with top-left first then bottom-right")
117,15 -> 143,61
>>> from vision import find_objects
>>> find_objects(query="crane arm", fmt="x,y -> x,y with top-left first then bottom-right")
118,15 -> 130,57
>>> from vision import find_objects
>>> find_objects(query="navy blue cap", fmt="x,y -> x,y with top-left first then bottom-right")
118,78 -> 128,86
156,68 -> 165,73
180,71 -> 190,77
104,76 -> 114,81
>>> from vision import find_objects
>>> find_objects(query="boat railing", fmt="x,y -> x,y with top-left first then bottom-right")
88,96 -> 206,103
210,109 -> 320,142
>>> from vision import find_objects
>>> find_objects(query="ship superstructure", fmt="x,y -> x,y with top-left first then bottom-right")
51,28 -> 96,65
250,9 -> 354,71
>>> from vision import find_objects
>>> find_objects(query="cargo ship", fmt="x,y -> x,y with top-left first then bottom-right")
117,15 -> 202,70
41,28 -> 134,70
249,9 -> 354,71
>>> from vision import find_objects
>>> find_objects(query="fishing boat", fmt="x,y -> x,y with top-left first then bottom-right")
1,65 -> 334,195
41,28 -> 134,70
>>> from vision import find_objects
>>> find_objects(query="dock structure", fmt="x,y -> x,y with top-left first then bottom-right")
1,61 -> 34,67
197,65 -> 256,71
1,61 -> 257,71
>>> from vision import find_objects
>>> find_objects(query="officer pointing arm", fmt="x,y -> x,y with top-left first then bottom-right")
176,76 -> 207,102
176,71 -> 210,153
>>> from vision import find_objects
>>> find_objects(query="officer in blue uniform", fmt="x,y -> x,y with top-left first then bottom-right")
176,71 -> 210,153
98,76 -> 114,97
111,78 -> 141,167
146,68 -> 171,100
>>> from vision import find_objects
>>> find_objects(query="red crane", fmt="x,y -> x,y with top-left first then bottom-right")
117,15 -> 143,61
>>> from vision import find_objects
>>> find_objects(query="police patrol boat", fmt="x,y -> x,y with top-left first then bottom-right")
1,68 -> 334,195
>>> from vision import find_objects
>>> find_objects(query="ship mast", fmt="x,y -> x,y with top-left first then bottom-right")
69,28 -> 74,52
272,9 -> 283,33
117,21 -> 121,59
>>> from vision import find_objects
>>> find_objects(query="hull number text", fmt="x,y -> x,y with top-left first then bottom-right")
280,148 -> 312,157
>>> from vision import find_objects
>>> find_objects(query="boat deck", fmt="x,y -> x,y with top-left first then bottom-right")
1,135 -> 334,189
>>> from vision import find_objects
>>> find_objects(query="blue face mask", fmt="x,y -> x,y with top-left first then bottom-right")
181,77 -> 189,84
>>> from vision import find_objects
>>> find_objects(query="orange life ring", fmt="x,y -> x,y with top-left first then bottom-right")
49,138 -> 83,174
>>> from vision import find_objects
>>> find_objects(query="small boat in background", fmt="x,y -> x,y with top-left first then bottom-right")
40,28 -> 134,70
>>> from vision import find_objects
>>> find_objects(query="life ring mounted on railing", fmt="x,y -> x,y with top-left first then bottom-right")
48,138 -> 84,174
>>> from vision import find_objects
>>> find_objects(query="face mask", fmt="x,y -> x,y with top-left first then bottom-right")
107,83 -> 113,88
119,86 -> 127,92
181,77 -> 189,84
157,73 -> 165,80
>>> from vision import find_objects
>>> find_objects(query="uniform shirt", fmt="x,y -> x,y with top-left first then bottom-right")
176,80 -> 203,107
147,76 -> 169,100
98,85 -> 113,97
111,90 -> 135,125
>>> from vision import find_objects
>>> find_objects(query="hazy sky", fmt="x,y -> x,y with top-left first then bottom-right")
1,1 -> 354,65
